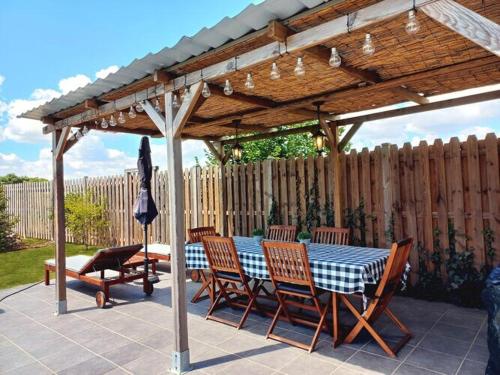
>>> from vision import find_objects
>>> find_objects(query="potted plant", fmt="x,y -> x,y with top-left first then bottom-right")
252,228 -> 264,243
298,231 -> 312,245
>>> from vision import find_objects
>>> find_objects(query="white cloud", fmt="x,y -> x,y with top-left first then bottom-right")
0,75 -> 5,87
95,65 -> 119,79
58,74 -> 91,95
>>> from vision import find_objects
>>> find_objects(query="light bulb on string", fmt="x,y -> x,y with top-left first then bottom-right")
172,93 -> 180,108
154,98 -> 162,112
329,47 -> 342,68
69,132 -> 76,141
109,115 -> 117,127
270,62 -> 280,80
362,33 -> 375,56
245,73 -> 255,90
223,79 -> 233,96
405,10 -> 420,35
118,111 -> 126,124
101,118 -> 109,129
201,82 -> 211,98
75,130 -> 83,140
181,86 -> 191,101
294,57 -> 306,77
135,101 -> 144,112
128,106 -> 137,119
82,126 -> 89,135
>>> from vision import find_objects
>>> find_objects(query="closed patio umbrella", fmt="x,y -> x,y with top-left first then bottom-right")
133,136 -> 159,284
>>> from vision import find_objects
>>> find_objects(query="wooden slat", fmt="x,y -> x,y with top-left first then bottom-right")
484,133 -> 499,264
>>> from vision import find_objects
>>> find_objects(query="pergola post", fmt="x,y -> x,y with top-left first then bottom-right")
332,125 -> 343,228
52,128 -> 69,315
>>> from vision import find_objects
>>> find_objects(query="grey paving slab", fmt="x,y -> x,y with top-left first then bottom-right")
404,348 -> 463,375
456,359 -> 488,375
58,356 -> 117,375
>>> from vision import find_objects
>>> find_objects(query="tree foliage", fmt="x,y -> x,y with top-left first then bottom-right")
0,174 -> 48,185
65,192 -> 109,249
0,184 -> 18,252
205,122 -> 348,165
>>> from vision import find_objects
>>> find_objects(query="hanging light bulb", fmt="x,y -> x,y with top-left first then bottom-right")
69,132 -> 76,141
405,10 -> 420,35
128,106 -> 137,119
270,62 -> 280,80
101,117 -> 109,129
172,93 -> 180,108
75,130 -> 83,140
181,86 -> 191,101
362,33 -> 375,56
135,101 -> 144,112
118,111 -> 126,124
109,114 -> 117,127
223,79 -> 233,96
329,47 -> 342,68
201,82 -> 211,98
94,119 -> 99,126
294,57 -> 306,77
154,98 -> 162,112
82,125 -> 89,135
244,73 -> 255,90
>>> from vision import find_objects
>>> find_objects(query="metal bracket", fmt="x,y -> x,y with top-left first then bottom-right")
171,350 -> 191,374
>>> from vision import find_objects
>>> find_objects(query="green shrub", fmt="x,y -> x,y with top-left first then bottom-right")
298,231 -> 311,240
65,192 -> 109,249
252,228 -> 264,236
0,184 -> 18,252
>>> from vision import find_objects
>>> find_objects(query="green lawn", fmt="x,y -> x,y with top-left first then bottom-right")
0,240 -> 98,290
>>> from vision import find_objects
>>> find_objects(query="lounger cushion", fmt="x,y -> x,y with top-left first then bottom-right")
45,255 -> 92,273
140,243 -> 170,256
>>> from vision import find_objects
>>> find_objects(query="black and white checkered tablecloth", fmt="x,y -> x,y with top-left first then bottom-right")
185,236 -> 390,294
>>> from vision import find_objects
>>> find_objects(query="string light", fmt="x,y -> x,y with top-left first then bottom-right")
202,82 -> 211,98
82,126 -> 89,135
101,118 -> 109,128
270,62 -> 280,80
329,47 -> 342,68
75,130 -> 83,140
362,33 -> 375,56
154,98 -> 162,112
245,73 -> 255,90
181,86 -> 191,101
109,114 -> 117,127
118,111 -> 126,124
223,79 -> 233,96
294,57 -> 305,77
128,106 -> 137,119
405,10 -> 420,35
172,93 -> 180,108
135,101 -> 144,112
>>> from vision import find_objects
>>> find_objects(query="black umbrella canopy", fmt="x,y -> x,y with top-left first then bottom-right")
133,136 -> 158,225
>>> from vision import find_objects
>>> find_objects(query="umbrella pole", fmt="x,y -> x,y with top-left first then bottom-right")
143,224 -> 149,277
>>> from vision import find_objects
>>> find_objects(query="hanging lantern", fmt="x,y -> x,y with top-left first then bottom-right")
232,142 -> 243,163
313,129 -> 325,154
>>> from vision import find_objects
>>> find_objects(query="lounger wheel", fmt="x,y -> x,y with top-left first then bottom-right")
144,282 -> 154,296
191,270 -> 201,283
96,291 -> 107,308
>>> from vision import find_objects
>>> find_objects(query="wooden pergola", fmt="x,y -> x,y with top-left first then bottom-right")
21,0 -> 499,372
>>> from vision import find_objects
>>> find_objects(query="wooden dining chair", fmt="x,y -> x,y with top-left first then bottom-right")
340,238 -> 413,357
267,225 -> 297,242
202,236 -> 262,329
188,226 -> 219,304
262,241 -> 330,352
312,227 -> 350,245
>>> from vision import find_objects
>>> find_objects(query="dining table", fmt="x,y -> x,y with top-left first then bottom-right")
185,236 -> 390,345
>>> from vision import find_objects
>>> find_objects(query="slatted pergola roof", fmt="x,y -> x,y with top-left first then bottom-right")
19,0 -> 499,373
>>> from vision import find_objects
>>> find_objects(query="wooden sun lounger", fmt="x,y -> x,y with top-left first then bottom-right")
138,243 -> 171,273
44,244 -> 155,308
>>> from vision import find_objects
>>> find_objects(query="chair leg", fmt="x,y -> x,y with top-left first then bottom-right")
191,271 -> 213,303
266,305 -> 282,338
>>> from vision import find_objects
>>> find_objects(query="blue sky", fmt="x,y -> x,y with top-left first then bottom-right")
0,0 -> 498,179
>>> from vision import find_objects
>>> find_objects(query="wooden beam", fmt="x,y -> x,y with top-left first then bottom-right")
54,126 -> 71,160
267,20 -> 290,42
84,99 -> 100,109
221,89 -> 500,144
165,91 -> 190,373
391,86 -> 429,105
143,99 -> 166,136
421,0 -> 500,56
173,81 -> 203,138
208,83 -> 277,108
204,140 -> 223,162
153,70 -> 174,83
338,122 -> 363,151
219,122 -> 269,133
52,129 -> 67,315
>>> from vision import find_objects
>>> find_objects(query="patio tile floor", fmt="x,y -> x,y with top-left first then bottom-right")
0,265 -> 489,375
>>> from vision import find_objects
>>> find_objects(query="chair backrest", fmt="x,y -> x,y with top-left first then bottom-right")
262,241 -> 315,292
202,236 -> 244,277
312,227 -> 350,245
79,244 -> 143,274
267,225 -> 297,242
374,238 -> 413,302
188,226 -> 217,244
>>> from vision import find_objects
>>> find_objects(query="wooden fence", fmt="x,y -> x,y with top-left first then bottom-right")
4,134 -> 499,280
